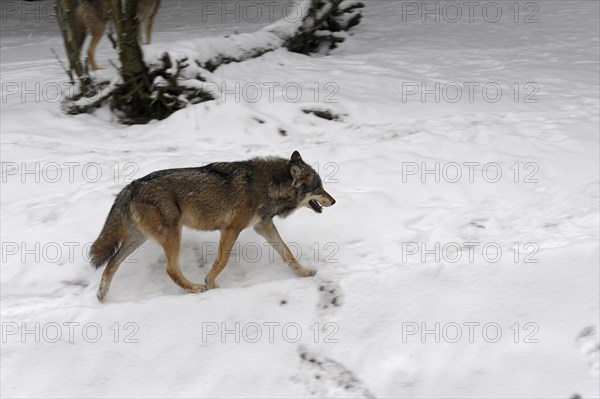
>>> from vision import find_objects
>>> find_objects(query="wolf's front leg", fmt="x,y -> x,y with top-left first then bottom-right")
254,220 -> 317,277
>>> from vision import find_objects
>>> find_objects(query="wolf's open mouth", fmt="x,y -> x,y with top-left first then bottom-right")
309,200 -> 323,213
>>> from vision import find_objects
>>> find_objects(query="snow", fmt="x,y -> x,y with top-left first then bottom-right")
1,0 -> 599,398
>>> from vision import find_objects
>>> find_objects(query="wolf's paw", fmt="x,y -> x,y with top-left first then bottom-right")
298,267 -> 317,277
187,284 -> 208,293
96,289 -> 106,303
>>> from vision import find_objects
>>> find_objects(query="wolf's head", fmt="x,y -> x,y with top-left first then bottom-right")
289,151 -> 336,213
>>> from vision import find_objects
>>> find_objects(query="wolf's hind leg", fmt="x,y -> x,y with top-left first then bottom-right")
86,21 -> 105,71
159,226 -> 207,293
132,198 -> 207,294
204,228 -> 240,289
145,15 -> 154,44
97,227 -> 147,302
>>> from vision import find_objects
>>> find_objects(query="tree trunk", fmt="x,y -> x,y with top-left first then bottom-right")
109,0 -> 153,123
111,0 -> 147,79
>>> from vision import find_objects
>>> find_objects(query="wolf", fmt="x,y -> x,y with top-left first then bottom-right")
75,0 -> 161,71
90,151 -> 336,301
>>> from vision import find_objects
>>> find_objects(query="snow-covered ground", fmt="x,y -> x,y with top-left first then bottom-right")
1,0 -> 599,397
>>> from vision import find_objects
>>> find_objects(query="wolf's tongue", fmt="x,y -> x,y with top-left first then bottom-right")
309,200 -> 323,213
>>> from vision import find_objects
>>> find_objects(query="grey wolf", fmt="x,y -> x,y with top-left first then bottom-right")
75,0 -> 160,71
90,151 -> 336,301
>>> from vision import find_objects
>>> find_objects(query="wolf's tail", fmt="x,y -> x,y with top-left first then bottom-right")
89,187 -> 134,269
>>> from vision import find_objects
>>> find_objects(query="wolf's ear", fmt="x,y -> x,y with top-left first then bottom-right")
290,164 -> 303,188
291,151 -> 303,162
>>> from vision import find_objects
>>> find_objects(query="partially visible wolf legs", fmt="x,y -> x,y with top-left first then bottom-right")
136,6 -> 158,45
254,220 -> 317,278
203,220 -> 317,290
144,11 -> 156,44
205,229 -> 241,289
86,23 -> 105,72
76,0 -> 160,71
97,224 -> 208,302
159,225 -> 208,294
